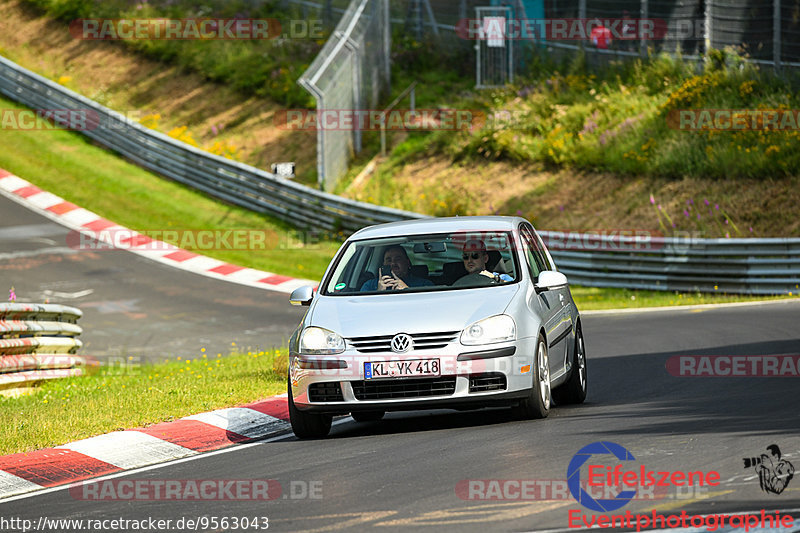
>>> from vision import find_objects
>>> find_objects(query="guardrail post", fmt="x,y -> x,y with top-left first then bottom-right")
640,0 -> 648,58
704,0 -> 712,54
774,0 -> 782,73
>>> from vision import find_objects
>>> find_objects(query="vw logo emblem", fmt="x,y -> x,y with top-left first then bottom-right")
390,333 -> 413,353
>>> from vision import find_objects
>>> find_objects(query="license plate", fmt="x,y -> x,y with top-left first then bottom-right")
364,359 -> 440,379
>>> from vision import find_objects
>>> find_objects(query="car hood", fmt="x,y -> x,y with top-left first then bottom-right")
308,285 -> 521,337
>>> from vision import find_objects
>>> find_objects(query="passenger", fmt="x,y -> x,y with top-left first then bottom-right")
360,245 -> 434,291
453,239 -> 512,287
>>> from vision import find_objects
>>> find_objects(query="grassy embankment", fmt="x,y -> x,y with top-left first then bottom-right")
342,48 -> 800,239
0,349 -> 289,455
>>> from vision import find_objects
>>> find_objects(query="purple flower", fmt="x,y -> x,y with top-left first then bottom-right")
559,205 -> 565,212
649,194 -> 655,205
696,214 -> 700,220
704,199 -> 709,206
724,219 -> 729,225
725,232 -> 730,238
671,223 -> 676,228
516,210 -> 524,216
211,125 -> 218,136
714,204 -> 719,210
658,204 -> 662,210
749,226 -> 753,232
683,210 -> 689,217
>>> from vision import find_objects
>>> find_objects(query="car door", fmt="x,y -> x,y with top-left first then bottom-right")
519,224 -> 567,378
531,226 -> 574,375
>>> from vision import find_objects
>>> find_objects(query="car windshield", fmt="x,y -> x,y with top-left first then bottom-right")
322,231 -> 520,295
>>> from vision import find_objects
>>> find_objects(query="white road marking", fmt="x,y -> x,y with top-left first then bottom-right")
185,407 -> 290,439
61,431 -> 197,469
0,471 -> 44,499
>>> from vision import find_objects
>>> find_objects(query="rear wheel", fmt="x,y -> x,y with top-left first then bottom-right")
351,410 -> 385,422
552,324 -> 587,405
512,334 -> 551,419
288,380 -> 332,439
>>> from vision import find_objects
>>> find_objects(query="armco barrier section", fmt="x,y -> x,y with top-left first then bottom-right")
1,56 -> 799,294
0,55 -> 423,234
0,303 -> 90,396
541,232 -> 800,295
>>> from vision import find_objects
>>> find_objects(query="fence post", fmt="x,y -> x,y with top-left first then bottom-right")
384,0 -> 391,92
324,0 -> 333,29
640,0 -> 648,57
704,0 -> 712,54
774,0 -> 781,73
578,0 -> 586,51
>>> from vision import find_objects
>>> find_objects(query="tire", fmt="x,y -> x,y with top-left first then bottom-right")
552,323 -> 588,405
512,334 -> 551,419
351,410 -> 385,422
287,380 -> 332,439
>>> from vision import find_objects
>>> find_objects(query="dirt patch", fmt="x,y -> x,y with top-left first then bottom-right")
0,0 -> 316,184
347,152 -> 800,237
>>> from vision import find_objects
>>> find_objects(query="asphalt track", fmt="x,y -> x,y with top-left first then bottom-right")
0,193 -> 305,362
2,192 -> 800,532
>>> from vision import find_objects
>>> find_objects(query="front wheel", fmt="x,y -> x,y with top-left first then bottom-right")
512,334 -> 551,419
552,324 -> 587,405
288,380 -> 332,439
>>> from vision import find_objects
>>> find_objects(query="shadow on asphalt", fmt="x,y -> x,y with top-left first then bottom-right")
301,337 -> 800,440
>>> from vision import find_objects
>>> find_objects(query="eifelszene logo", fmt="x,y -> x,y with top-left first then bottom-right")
567,441 -> 721,512
744,444 -> 795,495
567,441 -> 637,512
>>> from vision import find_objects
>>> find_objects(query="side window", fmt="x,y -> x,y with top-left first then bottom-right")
532,231 -> 554,271
521,230 -> 546,280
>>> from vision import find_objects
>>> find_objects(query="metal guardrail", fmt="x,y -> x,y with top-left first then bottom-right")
0,55 -> 423,234
541,232 -> 800,295
0,56 -> 798,294
0,303 -> 91,396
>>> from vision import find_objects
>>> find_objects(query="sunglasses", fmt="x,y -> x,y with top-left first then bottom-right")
462,252 -> 484,260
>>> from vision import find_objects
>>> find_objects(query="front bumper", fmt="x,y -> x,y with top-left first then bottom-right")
289,340 -> 537,414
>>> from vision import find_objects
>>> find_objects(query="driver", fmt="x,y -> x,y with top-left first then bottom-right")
360,245 -> 433,291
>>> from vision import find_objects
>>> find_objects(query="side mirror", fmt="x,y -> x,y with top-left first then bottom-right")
535,271 -> 568,293
289,285 -> 315,306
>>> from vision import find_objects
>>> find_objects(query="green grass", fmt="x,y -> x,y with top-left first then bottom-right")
572,286 -> 799,311
21,0 -> 320,107
0,96 -> 342,280
0,348 -> 289,455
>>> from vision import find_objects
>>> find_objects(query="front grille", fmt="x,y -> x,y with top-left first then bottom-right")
308,382 -> 344,402
352,377 -> 457,400
348,331 -> 460,353
469,373 -> 507,393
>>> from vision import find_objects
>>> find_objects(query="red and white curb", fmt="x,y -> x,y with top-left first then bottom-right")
0,395 -> 290,500
0,169 -> 317,294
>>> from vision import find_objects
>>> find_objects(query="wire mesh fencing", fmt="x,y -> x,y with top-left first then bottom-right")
297,0 -> 390,191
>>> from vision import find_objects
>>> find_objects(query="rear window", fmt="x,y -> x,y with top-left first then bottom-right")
322,231 -> 520,295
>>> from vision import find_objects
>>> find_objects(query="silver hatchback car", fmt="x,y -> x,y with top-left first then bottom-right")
286,216 -> 587,438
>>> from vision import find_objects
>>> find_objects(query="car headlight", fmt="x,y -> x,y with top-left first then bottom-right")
299,327 -> 345,355
460,315 -> 516,345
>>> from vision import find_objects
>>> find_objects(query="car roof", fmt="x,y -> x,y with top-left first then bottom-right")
349,216 -> 529,240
